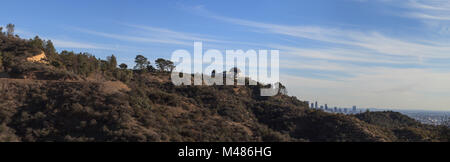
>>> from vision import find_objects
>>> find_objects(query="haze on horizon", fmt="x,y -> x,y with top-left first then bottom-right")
2,0 -> 450,111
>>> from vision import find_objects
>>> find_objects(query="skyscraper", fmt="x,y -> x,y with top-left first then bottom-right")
325,104 -> 328,110
315,102 -> 318,109
352,106 -> 357,112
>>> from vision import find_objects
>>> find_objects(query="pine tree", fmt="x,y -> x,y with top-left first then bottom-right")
155,58 -> 175,72
30,36 -> 44,50
6,24 -> 14,37
107,54 -> 117,70
0,52 -> 3,72
134,55 -> 150,70
119,63 -> 128,70
44,40 -> 57,59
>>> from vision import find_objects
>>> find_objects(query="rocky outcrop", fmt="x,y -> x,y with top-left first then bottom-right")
26,51 -> 48,64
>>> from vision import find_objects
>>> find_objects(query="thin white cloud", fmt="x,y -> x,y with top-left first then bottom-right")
14,28 -> 36,38
359,0 -> 450,34
121,23 -> 267,47
10,28 -> 114,50
274,45 -> 419,65
70,24 -> 265,49
208,14 -> 450,60
122,24 -> 226,43
187,5 -> 450,110
280,59 -> 391,75
408,0 -> 450,11
51,39 -> 110,50
71,27 -> 192,46
405,0 -> 450,21
281,68 -> 450,110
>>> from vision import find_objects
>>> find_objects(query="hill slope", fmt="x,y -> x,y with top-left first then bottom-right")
0,26 -> 448,142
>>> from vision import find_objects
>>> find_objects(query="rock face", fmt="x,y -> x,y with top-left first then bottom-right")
26,51 -> 48,64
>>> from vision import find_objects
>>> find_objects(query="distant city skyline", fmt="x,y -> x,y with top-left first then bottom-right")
308,100 -> 362,114
309,100 -> 450,113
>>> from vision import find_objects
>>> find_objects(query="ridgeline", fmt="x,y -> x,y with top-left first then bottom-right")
0,24 -> 448,142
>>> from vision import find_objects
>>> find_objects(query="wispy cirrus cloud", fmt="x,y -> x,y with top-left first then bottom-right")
122,24 -> 228,43
357,0 -> 450,34
281,67 -> 450,110
186,5 -> 450,110
405,0 -> 450,21
274,45 -> 420,65
50,39 -> 111,50
70,27 -> 192,46
70,24 -> 265,48
12,27 -> 114,50
207,13 -> 450,60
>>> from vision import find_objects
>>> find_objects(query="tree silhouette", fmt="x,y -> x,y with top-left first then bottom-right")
107,54 -> 117,70
155,58 -> 175,72
211,70 -> 216,77
44,40 -> 57,59
0,52 -> 3,72
119,63 -> 128,70
6,24 -> 14,36
134,55 -> 150,70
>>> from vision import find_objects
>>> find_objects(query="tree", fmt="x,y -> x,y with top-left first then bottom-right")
6,24 -> 14,36
278,83 -> 288,95
30,36 -> 44,50
146,65 -> 156,72
100,60 -> 109,74
114,66 -> 133,83
230,67 -> 241,74
229,67 -> 241,79
119,63 -> 128,70
1,52 -> 14,70
0,52 -> 3,72
107,54 -> 117,70
44,40 -> 57,59
134,55 -> 150,70
211,70 -> 216,77
155,58 -> 175,72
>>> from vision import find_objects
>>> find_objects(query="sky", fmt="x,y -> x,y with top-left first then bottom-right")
1,0 -> 450,111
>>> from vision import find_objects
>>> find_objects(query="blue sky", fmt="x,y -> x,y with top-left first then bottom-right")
2,0 -> 450,110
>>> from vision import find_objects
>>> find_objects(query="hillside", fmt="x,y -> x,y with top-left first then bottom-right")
0,25 -> 448,142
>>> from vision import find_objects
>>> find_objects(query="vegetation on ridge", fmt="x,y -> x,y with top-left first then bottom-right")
0,24 -> 448,142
